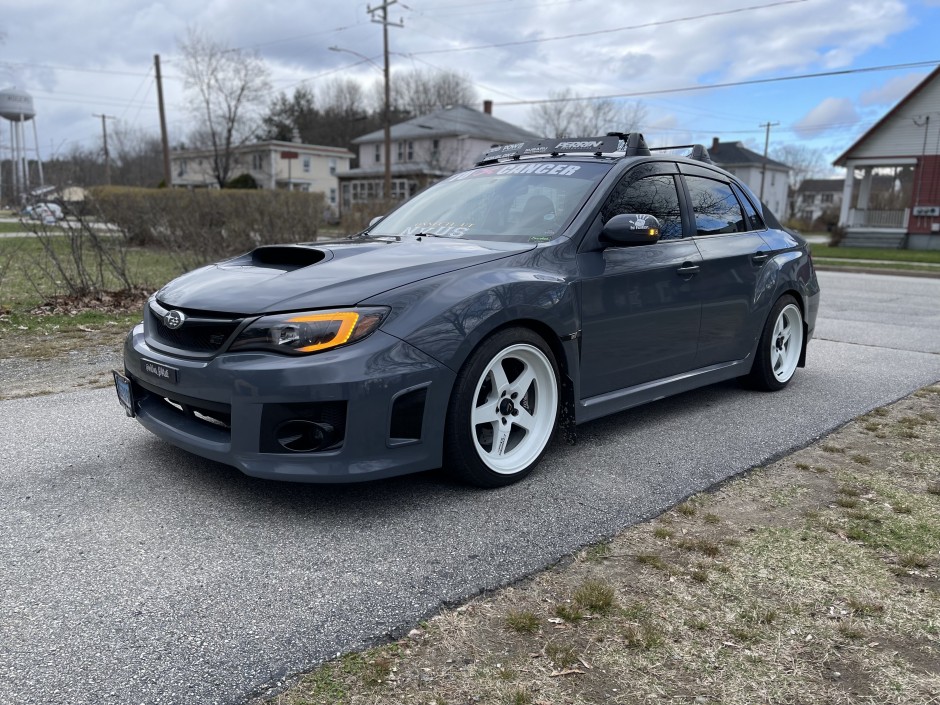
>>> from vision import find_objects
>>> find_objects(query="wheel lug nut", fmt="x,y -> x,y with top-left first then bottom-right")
511,392 -> 518,399
512,410 -> 518,416
501,417 -> 507,425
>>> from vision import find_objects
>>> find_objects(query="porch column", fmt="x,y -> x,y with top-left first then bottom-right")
839,161 -> 855,227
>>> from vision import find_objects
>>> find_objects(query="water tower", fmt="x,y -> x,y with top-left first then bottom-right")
0,87 -> 44,204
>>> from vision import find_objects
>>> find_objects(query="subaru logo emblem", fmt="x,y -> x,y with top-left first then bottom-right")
164,310 -> 186,330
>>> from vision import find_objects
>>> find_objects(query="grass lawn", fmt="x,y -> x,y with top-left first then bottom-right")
809,244 -> 940,264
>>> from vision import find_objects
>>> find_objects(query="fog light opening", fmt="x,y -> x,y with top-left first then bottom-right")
274,420 -> 336,453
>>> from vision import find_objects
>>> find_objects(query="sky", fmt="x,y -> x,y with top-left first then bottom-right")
2,0 -> 940,176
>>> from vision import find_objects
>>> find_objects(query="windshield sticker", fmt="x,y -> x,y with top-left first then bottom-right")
528,236 -> 552,243
399,222 -> 474,238
496,163 -> 581,176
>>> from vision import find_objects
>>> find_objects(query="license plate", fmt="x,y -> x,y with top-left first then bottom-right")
140,358 -> 179,384
113,370 -> 135,417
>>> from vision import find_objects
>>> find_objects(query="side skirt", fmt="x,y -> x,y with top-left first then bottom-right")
576,358 -> 751,424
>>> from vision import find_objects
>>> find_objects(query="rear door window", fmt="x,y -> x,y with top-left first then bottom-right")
684,175 -> 747,236
731,183 -> 765,231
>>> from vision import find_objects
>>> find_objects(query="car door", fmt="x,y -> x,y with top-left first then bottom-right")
578,162 -> 703,399
679,169 -> 772,368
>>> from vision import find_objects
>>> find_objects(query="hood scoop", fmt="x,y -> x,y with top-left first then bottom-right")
231,245 -> 330,272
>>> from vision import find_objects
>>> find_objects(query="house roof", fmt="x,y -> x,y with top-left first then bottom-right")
708,139 -> 789,170
798,178 -> 845,194
172,140 -> 354,159
833,64 -> 940,167
352,105 -> 539,145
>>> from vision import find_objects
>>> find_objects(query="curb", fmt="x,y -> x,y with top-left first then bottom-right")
813,265 -> 940,279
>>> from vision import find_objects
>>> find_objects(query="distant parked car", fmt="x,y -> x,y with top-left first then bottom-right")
23,202 -> 64,223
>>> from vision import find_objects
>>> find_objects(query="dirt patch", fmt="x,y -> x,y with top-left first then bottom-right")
261,385 -> 940,705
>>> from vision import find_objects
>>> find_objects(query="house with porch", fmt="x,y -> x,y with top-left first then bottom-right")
833,65 -> 940,249
338,102 -> 538,211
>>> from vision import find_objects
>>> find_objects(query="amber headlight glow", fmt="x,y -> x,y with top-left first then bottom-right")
229,307 -> 389,355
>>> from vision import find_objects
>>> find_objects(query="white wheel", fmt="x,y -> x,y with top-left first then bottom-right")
444,328 -> 559,487
749,295 -> 804,391
770,303 -> 803,383
470,343 -> 558,474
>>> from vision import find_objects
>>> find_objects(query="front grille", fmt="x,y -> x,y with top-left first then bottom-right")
146,300 -> 245,354
132,377 -> 232,434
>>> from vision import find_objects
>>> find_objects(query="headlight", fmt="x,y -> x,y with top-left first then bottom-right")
229,307 -> 388,355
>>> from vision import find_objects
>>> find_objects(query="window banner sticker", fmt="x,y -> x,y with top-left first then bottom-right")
399,222 -> 474,238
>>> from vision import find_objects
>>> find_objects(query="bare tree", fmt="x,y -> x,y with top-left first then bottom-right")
112,124 -> 165,187
771,143 -> 826,191
376,68 -> 478,118
529,90 -> 646,137
178,28 -> 272,187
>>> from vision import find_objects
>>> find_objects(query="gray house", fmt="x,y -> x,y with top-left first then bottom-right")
338,103 -> 537,210
708,138 -> 790,218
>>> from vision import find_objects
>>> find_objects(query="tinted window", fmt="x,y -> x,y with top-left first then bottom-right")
602,174 -> 683,240
731,183 -> 765,231
684,176 -> 746,236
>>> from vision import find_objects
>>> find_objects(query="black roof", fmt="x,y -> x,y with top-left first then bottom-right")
709,139 -> 789,170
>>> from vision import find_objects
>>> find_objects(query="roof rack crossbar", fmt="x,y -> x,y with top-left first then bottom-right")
649,143 -> 714,165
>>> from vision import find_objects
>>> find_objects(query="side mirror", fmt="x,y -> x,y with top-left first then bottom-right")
602,214 -> 662,245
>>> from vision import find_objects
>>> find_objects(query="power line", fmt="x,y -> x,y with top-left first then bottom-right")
408,0 -> 809,56
496,60 -> 940,106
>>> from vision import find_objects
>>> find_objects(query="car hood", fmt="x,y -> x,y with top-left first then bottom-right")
155,237 -> 534,314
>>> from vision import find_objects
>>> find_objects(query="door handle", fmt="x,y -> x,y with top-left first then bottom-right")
752,251 -> 770,265
676,262 -> 700,276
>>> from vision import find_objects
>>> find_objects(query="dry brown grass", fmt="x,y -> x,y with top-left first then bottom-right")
266,385 -> 940,705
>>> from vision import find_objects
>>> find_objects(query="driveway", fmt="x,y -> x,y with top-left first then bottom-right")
1,270 -> 938,705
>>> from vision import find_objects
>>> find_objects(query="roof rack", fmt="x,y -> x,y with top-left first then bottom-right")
475,132 -> 652,165
474,133 -> 714,166
649,143 -> 714,165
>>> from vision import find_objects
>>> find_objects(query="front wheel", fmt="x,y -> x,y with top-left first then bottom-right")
748,294 -> 804,391
444,328 -> 559,487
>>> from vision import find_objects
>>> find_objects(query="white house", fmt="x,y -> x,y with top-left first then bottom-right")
833,65 -> 940,249
708,137 -> 790,218
171,140 -> 354,211
338,103 -> 538,210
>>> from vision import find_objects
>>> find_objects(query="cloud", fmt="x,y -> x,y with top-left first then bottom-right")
793,97 -> 859,138
860,72 -> 928,106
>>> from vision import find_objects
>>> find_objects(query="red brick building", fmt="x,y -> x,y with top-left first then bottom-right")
834,65 -> 940,249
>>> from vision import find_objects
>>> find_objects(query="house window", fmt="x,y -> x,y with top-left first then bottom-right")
374,144 -> 381,163
431,139 -> 440,161
302,156 -> 311,173
821,193 -> 834,204
330,187 -> 337,205
407,141 -> 414,161
251,153 -> 263,170
771,172 -> 776,187
397,141 -> 404,162
177,159 -> 187,177
329,158 -> 337,176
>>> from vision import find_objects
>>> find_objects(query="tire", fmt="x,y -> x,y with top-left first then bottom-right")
748,294 -> 804,391
444,328 -> 560,487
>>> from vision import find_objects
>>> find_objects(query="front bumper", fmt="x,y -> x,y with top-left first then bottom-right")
122,324 -> 455,482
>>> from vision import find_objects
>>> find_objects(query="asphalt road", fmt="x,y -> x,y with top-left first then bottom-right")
2,271 -> 939,705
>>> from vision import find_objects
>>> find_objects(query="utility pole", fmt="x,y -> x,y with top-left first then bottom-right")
368,0 -> 403,202
93,113 -> 117,185
154,54 -> 172,188
759,121 -> 779,201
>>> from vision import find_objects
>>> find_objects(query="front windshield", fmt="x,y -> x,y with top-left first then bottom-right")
369,161 -> 610,243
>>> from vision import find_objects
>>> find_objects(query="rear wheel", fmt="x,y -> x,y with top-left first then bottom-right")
444,328 -> 559,487
748,294 -> 804,391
